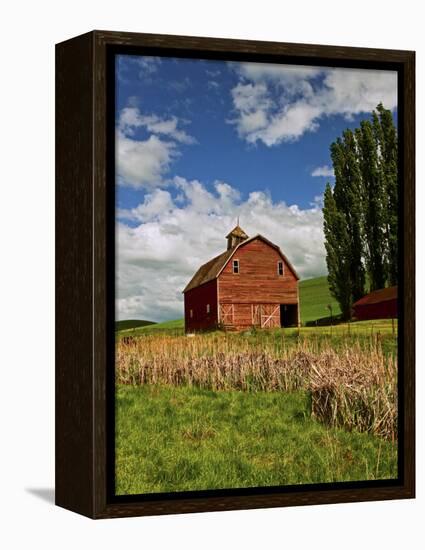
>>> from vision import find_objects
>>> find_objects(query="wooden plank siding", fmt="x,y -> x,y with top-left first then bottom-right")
184,237 -> 299,331
232,303 -> 281,329
218,238 -> 298,304
184,279 -> 218,332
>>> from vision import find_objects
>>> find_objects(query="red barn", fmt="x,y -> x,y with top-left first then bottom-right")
183,225 -> 300,332
352,286 -> 397,321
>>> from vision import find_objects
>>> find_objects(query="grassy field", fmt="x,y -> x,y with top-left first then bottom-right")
118,318 -> 184,336
298,276 -> 341,324
116,385 -> 397,495
115,275 -> 398,495
115,319 -> 156,331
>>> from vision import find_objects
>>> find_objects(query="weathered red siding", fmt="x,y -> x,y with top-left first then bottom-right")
353,299 -> 397,321
183,235 -> 299,331
217,238 -> 299,329
218,238 -> 298,304
184,279 -> 218,332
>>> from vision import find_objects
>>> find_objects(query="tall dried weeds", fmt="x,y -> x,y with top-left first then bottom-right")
116,334 -> 397,440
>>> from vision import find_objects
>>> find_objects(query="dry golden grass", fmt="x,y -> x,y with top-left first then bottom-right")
116,333 -> 397,441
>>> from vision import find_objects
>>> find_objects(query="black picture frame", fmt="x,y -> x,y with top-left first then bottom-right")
56,30 -> 415,519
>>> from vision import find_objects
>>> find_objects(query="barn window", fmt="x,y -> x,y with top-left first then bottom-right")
233,259 -> 240,274
206,304 -> 210,313
190,309 -> 193,318
278,261 -> 284,276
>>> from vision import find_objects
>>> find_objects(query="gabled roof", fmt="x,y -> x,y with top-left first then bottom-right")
183,234 -> 299,293
353,286 -> 397,307
183,249 -> 234,293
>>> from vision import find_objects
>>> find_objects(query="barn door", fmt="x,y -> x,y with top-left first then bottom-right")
260,305 -> 280,328
219,304 -> 234,325
251,304 -> 261,326
251,304 -> 280,328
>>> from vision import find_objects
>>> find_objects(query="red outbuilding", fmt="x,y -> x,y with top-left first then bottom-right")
352,286 -> 397,321
183,225 -> 300,332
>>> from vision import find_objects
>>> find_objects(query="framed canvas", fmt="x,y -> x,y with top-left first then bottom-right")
55,30 -> 415,519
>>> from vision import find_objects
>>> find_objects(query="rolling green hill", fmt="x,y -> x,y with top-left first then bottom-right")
116,276 -> 340,335
115,319 -> 156,332
117,318 -> 184,336
298,276 -> 341,324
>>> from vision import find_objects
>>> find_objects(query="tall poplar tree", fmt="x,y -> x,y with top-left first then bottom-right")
331,129 -> 365,302
322,103 -> 398,319
375,103 -> 398,285
323,183 -> 352,320
356,119 -> 387,291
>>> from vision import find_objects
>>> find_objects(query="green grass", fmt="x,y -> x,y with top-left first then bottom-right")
298,276 -> 341,324
115,319 -> 156,331
115,384 -> 397,495
117,318 -> 184,336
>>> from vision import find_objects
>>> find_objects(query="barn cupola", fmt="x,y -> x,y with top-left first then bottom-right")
226,224 -> 249,250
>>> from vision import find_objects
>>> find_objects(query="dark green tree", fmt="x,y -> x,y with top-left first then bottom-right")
374,103 -> 398,285
331,129 -> 365,302
322,103 -> 398,318
355,119 -> 387,291
323,183 -> 353,320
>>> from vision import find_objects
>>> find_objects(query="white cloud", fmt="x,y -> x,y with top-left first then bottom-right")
234,62 -> 321,92
117,106 -> 196,189
206,68 -> 221,78
207,80 -> 220,90
311,165 -> 335,178
229,63 -> 397,146
117,56 -> 162,85
119,106 -> 196,144
136,56 -> 161,75
117,131 -> 177,189
229,82 -> 272,138
117,178 -> 326,322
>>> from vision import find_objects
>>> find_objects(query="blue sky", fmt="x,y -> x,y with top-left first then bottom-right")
115,55 -> 397,321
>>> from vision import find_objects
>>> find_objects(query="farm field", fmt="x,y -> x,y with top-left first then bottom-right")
116,385 -> 397,495
298,275 -> 341,324
115,276 -> 398,495
115,319 -> 156,331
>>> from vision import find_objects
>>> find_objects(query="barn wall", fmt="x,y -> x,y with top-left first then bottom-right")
234,303 -> 253,327
220,303 -> 282,329
218,238 -> 298,304
353,299 -> 397,321
184,279 -> 218,332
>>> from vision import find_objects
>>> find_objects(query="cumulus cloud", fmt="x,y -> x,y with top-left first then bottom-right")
229,82 -> 272,137
229,63 -> 397,146
117,106 -> 196,189
116,178 -> 326,321
117,131 -> 177,189
311,165 -> 335,178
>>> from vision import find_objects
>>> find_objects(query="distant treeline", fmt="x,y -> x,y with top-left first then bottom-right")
323,103 -> 398,319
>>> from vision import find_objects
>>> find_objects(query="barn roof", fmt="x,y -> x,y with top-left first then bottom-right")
183,249 -> 234,293
226,225 -> 248,239
183,234 -> 300,293
353,286 -> 397,307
